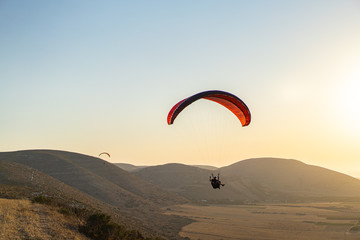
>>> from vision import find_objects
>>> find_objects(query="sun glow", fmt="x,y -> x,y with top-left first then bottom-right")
335,66 -> 360,136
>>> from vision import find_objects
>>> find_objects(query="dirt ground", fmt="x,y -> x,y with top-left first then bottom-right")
164,202 -> 360,240
0,198 -> 89,240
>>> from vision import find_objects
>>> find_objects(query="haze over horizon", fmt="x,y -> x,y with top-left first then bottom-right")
1,1 -> 360,177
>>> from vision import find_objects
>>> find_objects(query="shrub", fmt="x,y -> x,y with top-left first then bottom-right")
58,207 -> 71,215
79,212 -> 128,240
32,195 -> 52,205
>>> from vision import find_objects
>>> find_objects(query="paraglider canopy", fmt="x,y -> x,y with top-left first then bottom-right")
99,152 -> 110,158
167,90 -> 251,126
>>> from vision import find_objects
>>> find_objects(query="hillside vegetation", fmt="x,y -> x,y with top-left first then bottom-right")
0,150 -> 191,239
0,198 -> 89,240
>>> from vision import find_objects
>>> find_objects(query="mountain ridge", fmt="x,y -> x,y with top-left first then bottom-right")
3,149 -> 360,238
134,157 -> 360,203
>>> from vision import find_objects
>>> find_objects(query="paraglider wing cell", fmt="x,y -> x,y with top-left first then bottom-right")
167,90 -> 251,126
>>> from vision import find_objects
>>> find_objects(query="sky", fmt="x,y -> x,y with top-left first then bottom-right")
1,1 -> 360,176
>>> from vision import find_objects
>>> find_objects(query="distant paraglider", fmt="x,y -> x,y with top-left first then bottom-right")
99,152 -> 110,158
167,90 -> 251,126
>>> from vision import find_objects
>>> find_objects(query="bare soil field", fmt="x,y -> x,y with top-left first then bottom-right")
164,202 -> 360,240
0,198 -> 89,240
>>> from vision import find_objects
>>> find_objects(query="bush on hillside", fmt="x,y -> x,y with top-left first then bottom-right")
79,212 -> 155,240
32,195 -> 52,205
32,195 -> 164,240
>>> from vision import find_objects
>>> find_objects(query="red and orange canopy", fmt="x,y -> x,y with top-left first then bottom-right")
167,90 -> 251,126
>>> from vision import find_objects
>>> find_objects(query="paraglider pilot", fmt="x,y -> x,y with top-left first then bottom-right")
210,173 -> 225,189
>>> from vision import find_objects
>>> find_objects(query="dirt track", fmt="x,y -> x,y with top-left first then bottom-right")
0,198 -> 88,240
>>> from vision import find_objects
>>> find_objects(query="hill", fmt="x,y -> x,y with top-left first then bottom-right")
134,163 -> 240,202
221,158 -> 360,201
134,158 -> 360,203
114,163 -> 148,172
191,165 -> 218,171
115,163 -> 218,172
0,150 -> 190,239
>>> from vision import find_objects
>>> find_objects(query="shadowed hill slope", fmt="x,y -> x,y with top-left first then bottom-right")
134,158 -> 360,203
221,158 -> 360,201
0,150 -> 186,206
134,163 -> 240,202
0,160 -> 133,225
0,150 -> 190,239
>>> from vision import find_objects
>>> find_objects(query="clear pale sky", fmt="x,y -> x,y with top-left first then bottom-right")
1,1 -> 360,176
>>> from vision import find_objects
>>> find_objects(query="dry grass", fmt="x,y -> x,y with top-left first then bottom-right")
0,150 -> 189,239
0,198 -> 89,240
164,202 -> 360,240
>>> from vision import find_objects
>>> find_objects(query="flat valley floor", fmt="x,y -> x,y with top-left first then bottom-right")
164,202 -> 360,240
